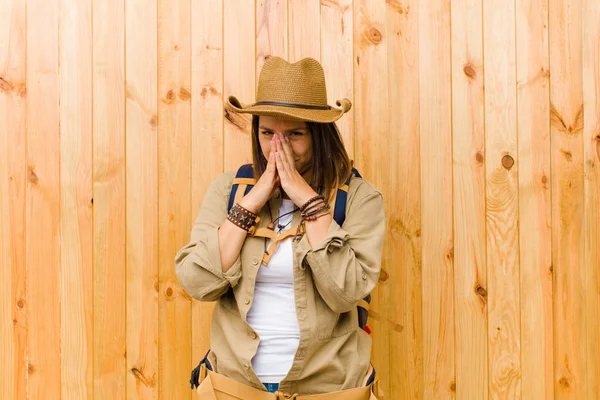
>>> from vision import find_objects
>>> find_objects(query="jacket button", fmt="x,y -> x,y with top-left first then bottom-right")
251,332 -> 257,339
245,298 -> 250,305
252,259 -> 258,265
362,272 -> 367,280
244,363 -> 250,369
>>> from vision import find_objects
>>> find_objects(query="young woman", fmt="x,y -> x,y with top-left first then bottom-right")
176,57 -> 385,399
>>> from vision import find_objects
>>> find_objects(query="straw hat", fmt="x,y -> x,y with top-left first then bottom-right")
227,57 -> 352,123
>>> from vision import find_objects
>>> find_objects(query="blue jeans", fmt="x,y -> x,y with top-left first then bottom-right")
263,383 -> 280,393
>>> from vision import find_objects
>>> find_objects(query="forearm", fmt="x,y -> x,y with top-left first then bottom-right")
218,196 -> 261,272
217,219 -> 248,272
303,212 -> 332,248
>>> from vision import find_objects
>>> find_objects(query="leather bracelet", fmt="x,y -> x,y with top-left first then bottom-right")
228,203 -> 259,232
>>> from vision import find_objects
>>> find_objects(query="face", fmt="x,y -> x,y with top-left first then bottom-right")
258,116 -> 313,176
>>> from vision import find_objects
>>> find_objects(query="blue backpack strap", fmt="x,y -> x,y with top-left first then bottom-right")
332,168 -> 361,226
228,164 -> 256,213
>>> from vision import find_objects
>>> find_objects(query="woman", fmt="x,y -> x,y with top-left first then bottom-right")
175,57 -> 385,399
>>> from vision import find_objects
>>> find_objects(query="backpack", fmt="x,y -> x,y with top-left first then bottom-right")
228,164 -> 372,334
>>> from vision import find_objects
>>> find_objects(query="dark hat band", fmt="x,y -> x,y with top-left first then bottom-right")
252,101 -> 332,110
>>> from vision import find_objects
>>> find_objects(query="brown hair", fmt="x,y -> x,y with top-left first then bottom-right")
250,115 -> 353,202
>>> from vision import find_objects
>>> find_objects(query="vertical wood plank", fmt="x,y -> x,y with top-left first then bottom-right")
549,0 -> 584,397
190,0 -> 223,369
483,0 -> 521,397
26,0 -> 61,397
451,0 -> 488,397
256,0 -> 288,82
384,0 -> 423,397
516,0 -> 553,398
581,0 -> 600,395
59,0 -> 94,397
93,0 -> 126,397
288,0 -> 320,62
419,0 -> 455,396
126,0 -> 159,397
356,0 -> 400,398
0,0 -> 27,398
157,0 -> 192,397
224,0 -> 254,171
321,0 -> 353,155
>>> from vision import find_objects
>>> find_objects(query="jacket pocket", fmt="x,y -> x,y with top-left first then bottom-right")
314,290 -> 354,339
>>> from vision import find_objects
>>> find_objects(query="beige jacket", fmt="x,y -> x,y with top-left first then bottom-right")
175,171 -> 385,395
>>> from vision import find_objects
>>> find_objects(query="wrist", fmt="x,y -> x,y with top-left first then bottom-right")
238,195 -> 261,214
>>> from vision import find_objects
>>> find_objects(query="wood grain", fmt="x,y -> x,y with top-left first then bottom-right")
383,0 -> 423,398
224,0 -> 254,171
26,0 -> 61,397
451,0 -> 488,397
581,0 -> 600,395
0,0 -> 27,398
550,0 -> 585,397
157,0 -> 192,397
93,0 -> 126,397
354,0 -> 392,398
256,0 -> 288,82
321,0 -> 353,154
288,0 -> 320,62
126,0 -> 159,397
59,0 -> 94,398
419,0 -> 455,397
516,0 -> 553,398
191,0 -> 223,371
484,0 -> 521,397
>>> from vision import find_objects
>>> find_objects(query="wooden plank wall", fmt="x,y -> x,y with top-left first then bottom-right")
1,0 -> 599,399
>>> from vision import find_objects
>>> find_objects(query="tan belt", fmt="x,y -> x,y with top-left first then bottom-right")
196,364 -> 380,400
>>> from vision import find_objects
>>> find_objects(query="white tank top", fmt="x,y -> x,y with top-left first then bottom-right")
246,199 -> 300,383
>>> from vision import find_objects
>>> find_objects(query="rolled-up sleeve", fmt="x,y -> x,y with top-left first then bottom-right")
296,180 -> 385,313
175,173 -> 242,301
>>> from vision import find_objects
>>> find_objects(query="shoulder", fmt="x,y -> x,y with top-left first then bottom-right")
206,171 -> 236,198
347,175 -> 383,204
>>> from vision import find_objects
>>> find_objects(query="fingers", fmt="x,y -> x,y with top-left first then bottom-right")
278,133 -> 295,166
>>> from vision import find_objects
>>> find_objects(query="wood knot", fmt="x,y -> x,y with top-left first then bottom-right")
450,382 -> 456,392
149,115 -> 157,129
179,88 -> 191,101
541,175 -> 548,184
28,364 -> 35,374
596,135 -> 600,160
378,269 -> 389,282
28,167 -> 39,185
165,287 -> 174,298
90,198 -> 94,205
559,377 -> 569,388
0,76 -> 14,92
18,87 -> 27,98
501,155 -> 514,170
164,89 -> 175,104
475,152 -> 484,164
367,28 -> 382,44
560,149 -> 572,161
131,367 -> 156,388
173,44 -> 179,50
17,299 -> 24,308
476,286 -> 487,298
446,246 -> 454,261
463,63 -> 476,79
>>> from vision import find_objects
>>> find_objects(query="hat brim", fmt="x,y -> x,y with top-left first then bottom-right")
227,96 -> 351,123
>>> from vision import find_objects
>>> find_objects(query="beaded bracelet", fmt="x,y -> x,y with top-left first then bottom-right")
302,199 -> 328,215
302,211 -> 331,221
227,203 -> 259,232
300,195 -> 325,212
